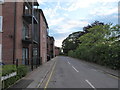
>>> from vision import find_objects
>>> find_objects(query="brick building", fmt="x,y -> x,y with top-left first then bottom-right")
0,3 -> 2,62
55,46 -> 60,56
39,9 -> 48,64
0,1 -> 49,69
47,36 -> 55,61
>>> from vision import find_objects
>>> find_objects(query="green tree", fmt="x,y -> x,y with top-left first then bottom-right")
67,21 -> 120,70
62,31 -> 84,55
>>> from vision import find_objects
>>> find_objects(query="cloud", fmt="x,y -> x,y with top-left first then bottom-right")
43,8 -> 57,18
51,20 -> 89,34
38,0 -> 119,47
57,0 -> 119,12
38,0 -> 119,3
48,17 -> 65,26
90,7 -> 118,16
55,38 -> 66,47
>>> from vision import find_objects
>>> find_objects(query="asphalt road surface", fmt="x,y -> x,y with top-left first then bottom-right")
41,56 -> 119,89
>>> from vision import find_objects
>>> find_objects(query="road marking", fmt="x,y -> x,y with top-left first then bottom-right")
85,80 -> 96,90
68,61 -> 70,64
72,66 -> 79,72
36,71 -> 49,88
44,61 -> 56,89
107,74 -> 120,80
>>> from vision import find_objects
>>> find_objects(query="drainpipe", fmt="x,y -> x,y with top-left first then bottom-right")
13,2 -> 17,64
31,1 -> 34,70
38,9 -> 40,66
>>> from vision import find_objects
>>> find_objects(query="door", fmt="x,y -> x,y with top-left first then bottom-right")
22,48 -> 29,65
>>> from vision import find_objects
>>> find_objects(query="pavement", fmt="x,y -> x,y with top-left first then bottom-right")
8,56 -> 119,89
9,57 -> 56,89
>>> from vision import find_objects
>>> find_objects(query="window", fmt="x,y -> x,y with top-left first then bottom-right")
22,48 -> 29,65
33,48 -> 38,65
0,16 -> 3,32
23,3 -> 31,15
22,23 -> 29,40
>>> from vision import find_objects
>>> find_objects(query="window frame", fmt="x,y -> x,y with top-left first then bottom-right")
22,47 -> 29,65
0,16 -> 3,32
22,22 -> 29,40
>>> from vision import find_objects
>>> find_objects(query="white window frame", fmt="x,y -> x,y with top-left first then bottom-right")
0,16 -> 3,32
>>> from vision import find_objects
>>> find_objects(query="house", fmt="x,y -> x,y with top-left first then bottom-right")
47,36 -> 55,61
1,1 -> 49,70
55,46 -> 60,56
0,2 -> 3,63
39,9 -> 48,63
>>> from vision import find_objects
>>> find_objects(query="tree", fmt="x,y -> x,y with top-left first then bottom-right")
67,21 -> 120,70
62,31 -> 84,55
83,21 -> 104,33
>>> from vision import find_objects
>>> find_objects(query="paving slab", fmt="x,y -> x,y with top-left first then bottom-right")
8,57 -> 57,89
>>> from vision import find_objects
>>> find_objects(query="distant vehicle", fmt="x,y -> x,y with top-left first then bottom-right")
0,62 -> 5,65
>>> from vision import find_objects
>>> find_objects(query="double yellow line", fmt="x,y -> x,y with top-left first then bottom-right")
44,61 -> 57,89
108,74 -> 120,80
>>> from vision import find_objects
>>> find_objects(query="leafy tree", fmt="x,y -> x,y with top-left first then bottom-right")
83,21 -> 104,33
62,31 -> 85,55
67,21 -> 120,70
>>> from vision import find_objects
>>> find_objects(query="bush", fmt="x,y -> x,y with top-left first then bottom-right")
68,42 -> 120,70
17,65 -> 28,79
2,65 -> 28,89
2,65 -> 17,76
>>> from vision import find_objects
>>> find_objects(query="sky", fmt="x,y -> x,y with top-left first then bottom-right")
37,0 -> 119,47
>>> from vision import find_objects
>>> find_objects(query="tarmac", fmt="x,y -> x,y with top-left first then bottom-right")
8,56 -> 119,89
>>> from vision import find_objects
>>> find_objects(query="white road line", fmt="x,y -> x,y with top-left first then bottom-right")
68,61 -> 70,64
72,66 -> 79,72
85,80 -> 96,90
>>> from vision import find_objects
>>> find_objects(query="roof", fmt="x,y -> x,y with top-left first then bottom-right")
34,9 -> 49,28
26,0 -> 39,6
48,36 -> 55,41
39,9 -> 49,28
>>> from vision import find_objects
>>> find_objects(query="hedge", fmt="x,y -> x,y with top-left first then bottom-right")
2,65 -> 28,89
68,43 -> 120,70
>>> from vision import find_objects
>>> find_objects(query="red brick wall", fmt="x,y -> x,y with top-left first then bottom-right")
2,2 -> 24,64
0,33 -> 2,62
55,47 -> 60,56
40,13 -> 47,64
0,33 -> 2,44
2,2 -> 15,64
2,2 -> 49,65
0,4 -> 3,62
15,2 -> 23,64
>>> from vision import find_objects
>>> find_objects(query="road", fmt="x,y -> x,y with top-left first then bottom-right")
41,56 -> 119,89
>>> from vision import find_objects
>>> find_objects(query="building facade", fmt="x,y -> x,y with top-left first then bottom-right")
0,3 -> 2,62
55,46 -> 60,56
47,36 -> 55,61
1,1 -> 49,69
39,9 -> 48,63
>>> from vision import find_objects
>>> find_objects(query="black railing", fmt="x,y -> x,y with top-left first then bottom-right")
14,57 -> 41,70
